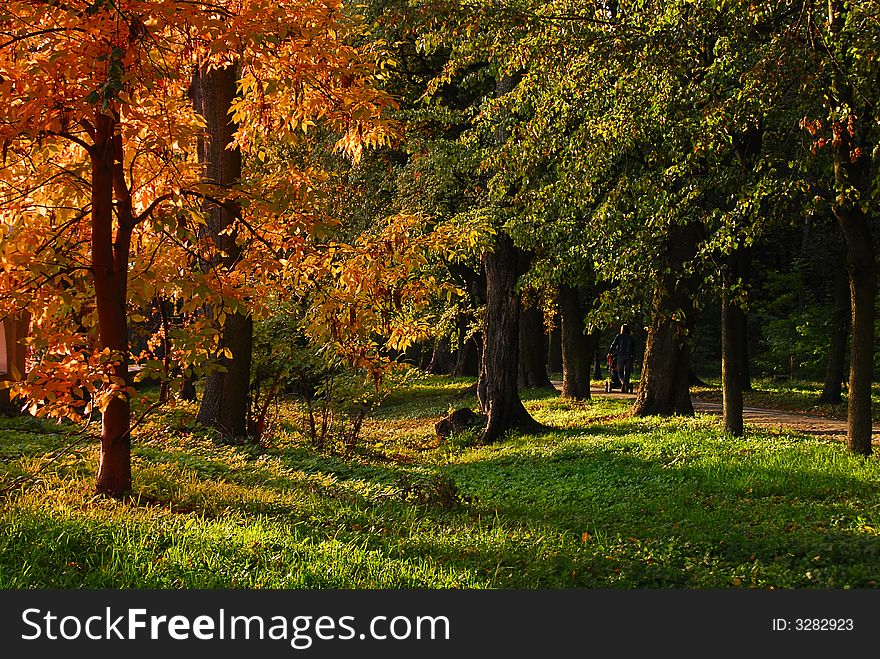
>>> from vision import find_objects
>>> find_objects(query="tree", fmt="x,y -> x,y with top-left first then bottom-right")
190,63 -> 253,438
822,0 -> 877,455
0,0 -> 396,495
478,233 -> 542,441
518,302 -> 554,389
558,285 -> 595,400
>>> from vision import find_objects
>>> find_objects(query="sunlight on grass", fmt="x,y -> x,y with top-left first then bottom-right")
2,374 -> 879,589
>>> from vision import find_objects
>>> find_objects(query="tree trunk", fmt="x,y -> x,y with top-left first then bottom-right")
738,309 -> 752,392
179,374 -> 197,401
478,234 -> 541,442
452,331 -> 480,377
632,224 -> 698,417
559,284 -> 592,399
427,338 -> 454,374
818,262 -> 849,405
836,205 -> 875,455
92,112 -> 132,496
734,248 -> 752,392
721,264 -> 744,436
518,305 -> 553,389
547,323 -> 562,375
191,64 -> 253,439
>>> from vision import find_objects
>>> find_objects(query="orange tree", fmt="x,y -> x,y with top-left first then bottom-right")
0,0 -> 395,495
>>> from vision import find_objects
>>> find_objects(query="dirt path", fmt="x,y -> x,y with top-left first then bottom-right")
689,398 -> 880,444
551,382 -> 880,444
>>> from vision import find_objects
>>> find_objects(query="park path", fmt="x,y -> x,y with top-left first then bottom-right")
551,382 -> 880,444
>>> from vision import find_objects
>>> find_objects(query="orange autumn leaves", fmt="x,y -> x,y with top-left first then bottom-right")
0,1 -> 450,422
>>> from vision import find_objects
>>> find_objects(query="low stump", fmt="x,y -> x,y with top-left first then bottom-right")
435,407 -> 484,440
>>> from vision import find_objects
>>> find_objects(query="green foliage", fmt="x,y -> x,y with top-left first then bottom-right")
249,302 -> 403,450
394,471 -> 470,509
751,270 -> 829,378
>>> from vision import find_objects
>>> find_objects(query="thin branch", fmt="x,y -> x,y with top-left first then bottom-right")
44,130 -> 93,154
135,189 -> 282,258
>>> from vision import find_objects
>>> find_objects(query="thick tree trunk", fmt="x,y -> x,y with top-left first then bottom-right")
559,284 -> 592,399
478,234 -> 541,442
721,265 -> 744,436
518,305 -> 553,389
818,263 -> 849,405
632,224 -> 698,417
92,112 -> 132,496
191,64 -> 253,438
633,315 -> 693,416
836,206 -> 875,455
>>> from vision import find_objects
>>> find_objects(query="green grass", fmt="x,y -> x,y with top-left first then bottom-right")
691,378 -> 880,422
1,374 -> 879,589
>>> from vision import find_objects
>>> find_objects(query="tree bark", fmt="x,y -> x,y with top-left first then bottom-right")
559,284 -> 592,399
478,234 -> 541,442
547,324 -> 562,375
191,64 -> 253,439
92,112 -> 132,496
632,223 -> 698,416
518,305 -> 553,389
721,264 -> 744,436
818,262 -> 849,405
836,206 -> 875,455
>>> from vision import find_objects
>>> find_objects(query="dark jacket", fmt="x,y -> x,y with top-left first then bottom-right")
610,333 -> 635,358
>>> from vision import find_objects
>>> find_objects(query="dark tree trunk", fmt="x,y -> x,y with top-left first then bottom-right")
836,205 -> 875,455
632,224 -> 698,417
179,374 -> 197,401
191,64 -> 253,438
734,248 -> 752,392
547,324 -> 562,375
738,310 -> 752,392
518,305 -> 553,389
478,234 -> 541,442
452,332 -> 480,377
818,262 -> 849,405
427,338 -> 455,375
559,284 -> 592,399
721,263 -> 744,436
0,314 -> 29,413
92,112 -> 132,496
722,246 -> 750,435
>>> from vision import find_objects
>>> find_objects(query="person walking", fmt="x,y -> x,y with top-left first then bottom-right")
609,324 -> 636,393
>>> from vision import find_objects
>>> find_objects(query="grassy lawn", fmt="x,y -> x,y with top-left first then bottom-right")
2,374 -> 879,589
691,378 -> 880,422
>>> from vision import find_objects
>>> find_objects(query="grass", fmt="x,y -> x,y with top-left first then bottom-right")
1,373 -> 879,589
691,377 -> 880,422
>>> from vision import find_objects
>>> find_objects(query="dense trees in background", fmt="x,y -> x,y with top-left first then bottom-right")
363,0 -> 877,449
0,0 -> 877,495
